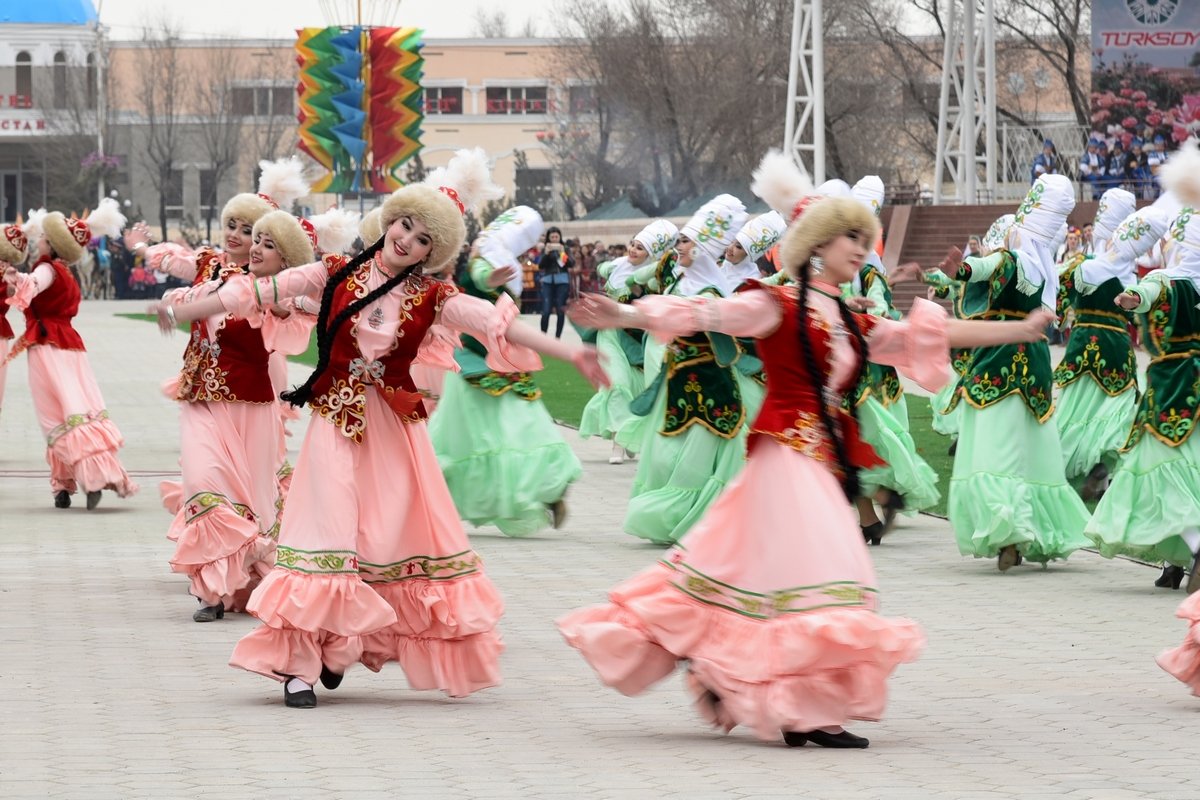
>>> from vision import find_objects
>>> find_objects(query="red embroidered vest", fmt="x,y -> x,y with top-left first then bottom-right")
744,282 -> 884,473
309,260 -> 460,443
22,257 -> 84,350
175,258 -> 274,404
0,297 -> 13,340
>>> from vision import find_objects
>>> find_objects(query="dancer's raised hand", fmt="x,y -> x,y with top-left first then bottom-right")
845,296 -> 877,313
1114,290 -> 1140,310
485,264 -> 519,288
146,301 -> 177,335
937,246 -> 964,276
888,261 -> 924,284
1020,308 -> 1056,340
124,221 -> 152,250
568,293 -> 627,330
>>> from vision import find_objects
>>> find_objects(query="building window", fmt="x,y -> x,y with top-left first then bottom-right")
486,86 -> 548,115
15,52 -> 32,106
567,85 -> 597,114
422,86 -> 463,115
53,51 -> 67,109
86,53 -> 96,110
229,85 -> 292,117
515,166 -> 553,215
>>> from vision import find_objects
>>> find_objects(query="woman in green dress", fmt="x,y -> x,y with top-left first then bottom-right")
918,175 -> 1092,570
1086,200 -> 1200,590
620,194 -> 751,546
429,205 -> 584,536
1053,188 -> 1139,497
846,176 -> 940,542
579,220 -> 677,463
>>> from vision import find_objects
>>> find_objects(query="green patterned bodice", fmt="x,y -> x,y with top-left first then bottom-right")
849,264 -> 903,407
454,257 -> 540,400
660,330 -> 746,438
1053,270 -> 1136,395
1125,277 -> 1200,449
946,250 -> 1053,422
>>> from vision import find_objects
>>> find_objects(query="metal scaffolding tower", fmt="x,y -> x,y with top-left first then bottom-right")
933,0 -> 997,204
783,0 -> 825,184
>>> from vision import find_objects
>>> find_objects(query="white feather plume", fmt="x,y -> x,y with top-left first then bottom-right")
1160,138 -> 1200,208
22,207 -> 49,242
257,156 -> 310,210
84,197 -> 127,239
750,149 -> 814,219
309,207 -> 361,255
423,147 -> 504,212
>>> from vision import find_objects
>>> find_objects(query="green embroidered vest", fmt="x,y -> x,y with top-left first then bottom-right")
454,257 -> 541,401
946,250 -> 1053,422
1124,278 -> 1200,449
849,264 -> 903,408
1053,266 -> 1136,395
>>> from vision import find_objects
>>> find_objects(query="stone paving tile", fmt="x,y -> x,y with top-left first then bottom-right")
5,301 -> 1200,799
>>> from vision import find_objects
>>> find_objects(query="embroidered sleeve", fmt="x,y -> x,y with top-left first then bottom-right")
438,292 -> 542,373
957,251 -> 1005,283
216,260 -> 330,319
146,242 -> 198,281
633,282 -> 784,341
433,278 -> 460,313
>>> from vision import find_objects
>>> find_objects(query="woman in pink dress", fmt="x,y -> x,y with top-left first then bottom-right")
0,223 -> 24,417
151,149 -> 606,709
561,194 -> 1053,748
2,201 -> 137,509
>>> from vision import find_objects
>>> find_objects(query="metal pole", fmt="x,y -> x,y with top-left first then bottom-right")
983,0 -> 997,199
811,0 -> 824,184
962,2 -> 976,204
782,0 -> 802,156
933,0 -> 957,204
95,12 -> 107,204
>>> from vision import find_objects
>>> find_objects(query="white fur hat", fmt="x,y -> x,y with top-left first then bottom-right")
779,196 -> 880,279
252,210 -> 315,268
43,198 -> 126,265
0,223 -> 27,263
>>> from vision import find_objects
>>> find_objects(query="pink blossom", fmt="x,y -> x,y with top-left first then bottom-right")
1122,116 -> 1138,129
1119,87 -> 1133,98
1091,110 -> 1111,123
1132,90 -> 1148,101
1135,100 -> 1148,110
1173,124 -> 1190,143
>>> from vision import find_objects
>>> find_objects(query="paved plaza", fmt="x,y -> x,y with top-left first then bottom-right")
2,300 -> 1200,800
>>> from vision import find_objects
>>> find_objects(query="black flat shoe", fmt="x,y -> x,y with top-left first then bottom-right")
803,729 -> 870,749
54,490 -> 71,509
783,730 -> 808,747
319,665 -> 344,690
862,521 -> 885,546
947,439 -> 958,457
86,491 -> 102,510
192,604 -> 225,622
549,498 -> 568,530
1156,565 -> 1186,590
283,679 -> 317,709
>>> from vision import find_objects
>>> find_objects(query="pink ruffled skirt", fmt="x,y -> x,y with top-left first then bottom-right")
27,345 -> 137,497
1157,592 -> 1200,694
230,387 -> 504,697
0,337 -> 9,413
166,399 -> 283,609
557,438 -> 924,742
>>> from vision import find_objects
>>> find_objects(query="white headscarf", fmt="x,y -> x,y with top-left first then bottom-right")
981,214 -> 1016,255
478,205 -> 544,297
850,176 -> 887,288
727,210 -> 786,284
816,179 -> 852,198
1007,174 -> 1075,309
1080,206 -> 1172,288
1092,188 -> 1137,250
1161,207 -> 1200,294
607,219 -> 678,290
676,194 -> 747,296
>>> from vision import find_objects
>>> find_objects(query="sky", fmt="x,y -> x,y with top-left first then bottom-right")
97,0 -> 562,41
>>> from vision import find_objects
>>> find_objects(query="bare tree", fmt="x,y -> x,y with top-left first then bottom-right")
474,9 -> 510,38
134,21 -> 190,239
193,42 -> 245,241
246,53 -> 296,166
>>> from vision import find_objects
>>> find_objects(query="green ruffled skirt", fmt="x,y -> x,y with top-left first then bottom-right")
430,371 -> 582,537
580,328 -> 645,444
615,337 -> 667,453
857,394 -> 940,513
929,381 -> 961,438
1085,433 -> 1200,568
623,378 -> 749,546
949,396 -> 1090,563
1054,378 -> 1137,484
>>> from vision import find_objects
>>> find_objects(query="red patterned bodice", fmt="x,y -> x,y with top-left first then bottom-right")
744,282 -> 884,473
21,257 -> 84,350
0,296 -> 12,340
309,259 -> 460,443
176,257 -> 273,404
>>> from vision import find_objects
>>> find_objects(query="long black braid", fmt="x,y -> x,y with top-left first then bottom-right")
795,263 -> 871,502
280,236 -> 422,407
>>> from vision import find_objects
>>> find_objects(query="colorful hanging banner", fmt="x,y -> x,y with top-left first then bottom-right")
295,25 -> 425,193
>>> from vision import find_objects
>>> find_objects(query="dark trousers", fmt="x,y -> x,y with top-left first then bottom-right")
540,280 -> 570,338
